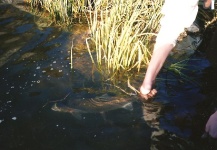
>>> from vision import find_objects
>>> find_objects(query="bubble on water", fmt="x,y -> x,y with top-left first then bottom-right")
63,127 -> 65,130
56,124 -> 59,127
42,70 -> 46,73
11,86 -> 14,89
33,74 -> 36,76
0,119 -> 4,123
83,117 -> 85,119
6,92 -> 9,94
50,68 -> 53,70
31,84 -> 33,87
59,70 -> 62,72
7,101 -> 11,103
37,80 -> 40,83
36,66 -> 40,69
94,135 -> 96,137
53,61 -> 56,63
12,117 -> 17,120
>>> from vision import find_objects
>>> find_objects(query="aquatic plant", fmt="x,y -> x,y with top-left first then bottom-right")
167,59 -> 202,86
26,0 -> 163,75
86,0 -> 163,75
25,0 -> 88,24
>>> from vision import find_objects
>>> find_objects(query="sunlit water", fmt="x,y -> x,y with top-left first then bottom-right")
0,2 -> 214,150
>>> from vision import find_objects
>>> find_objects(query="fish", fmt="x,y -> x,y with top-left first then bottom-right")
51,93 -> 137,120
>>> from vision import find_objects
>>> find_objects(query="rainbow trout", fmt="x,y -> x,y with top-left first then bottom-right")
51,94 -> 137,119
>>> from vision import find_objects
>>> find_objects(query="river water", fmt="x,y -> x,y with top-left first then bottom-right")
0,2 -> 215,150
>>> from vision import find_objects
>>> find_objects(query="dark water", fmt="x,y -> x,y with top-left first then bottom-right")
0,2 -> 215,150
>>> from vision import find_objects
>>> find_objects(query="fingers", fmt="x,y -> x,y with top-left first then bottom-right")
177,31 -> 187,42
139,89 -> 157,101
203,0 -> 212,9
150,89 -> 157,96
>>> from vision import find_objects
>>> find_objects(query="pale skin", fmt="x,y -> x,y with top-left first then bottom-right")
203,0 -> 212,9
139,0 -> 212,100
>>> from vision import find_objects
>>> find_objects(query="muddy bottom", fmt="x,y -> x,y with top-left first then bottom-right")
0,2 -> 216,150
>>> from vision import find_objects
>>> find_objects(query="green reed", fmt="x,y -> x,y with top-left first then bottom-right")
86,0 -> 163,75
167,59 -> 202,86
26,0 -> 87,24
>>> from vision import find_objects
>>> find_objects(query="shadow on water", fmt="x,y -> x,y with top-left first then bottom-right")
0,2 -> 216,150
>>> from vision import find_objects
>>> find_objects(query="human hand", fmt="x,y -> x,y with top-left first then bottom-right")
203,0 -> 212,9
139,87 -> 157,101
177,30 -> 188,42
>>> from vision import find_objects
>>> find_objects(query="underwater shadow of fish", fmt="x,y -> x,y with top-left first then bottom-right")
51,94 -> 139,121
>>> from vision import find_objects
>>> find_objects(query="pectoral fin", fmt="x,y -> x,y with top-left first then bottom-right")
122,102 -> 133,111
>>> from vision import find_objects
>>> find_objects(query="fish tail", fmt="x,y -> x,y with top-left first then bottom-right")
70,109 -> 84,120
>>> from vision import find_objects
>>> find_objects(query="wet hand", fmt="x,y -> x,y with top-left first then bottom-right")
203,0 -> 212,9
138,87 -> 157,101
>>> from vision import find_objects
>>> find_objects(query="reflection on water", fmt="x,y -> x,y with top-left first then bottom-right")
0,2 -> 213,150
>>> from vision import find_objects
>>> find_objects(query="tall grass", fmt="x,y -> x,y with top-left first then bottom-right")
27,0 -> 163,76
86,0 -> 163,75
26,1 -> 217,76
26,0 -> 88,24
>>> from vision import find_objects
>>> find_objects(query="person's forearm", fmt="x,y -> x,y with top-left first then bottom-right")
142,44 -> 174,89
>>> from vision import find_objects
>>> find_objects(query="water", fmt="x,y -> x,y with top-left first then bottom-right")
0,2 -> 215,150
